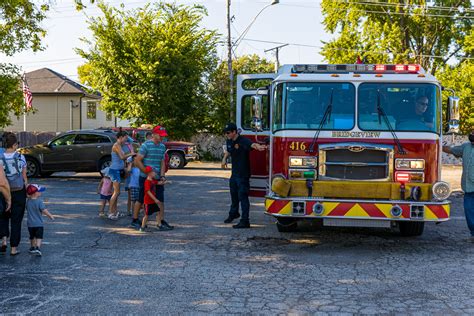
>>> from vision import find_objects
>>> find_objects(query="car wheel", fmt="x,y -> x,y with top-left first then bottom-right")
168,152 -> 185,169
26,158 -> 40,178
98,157 -> 111,174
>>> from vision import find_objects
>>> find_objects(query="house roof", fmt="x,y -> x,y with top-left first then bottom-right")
25,68 -> 101,99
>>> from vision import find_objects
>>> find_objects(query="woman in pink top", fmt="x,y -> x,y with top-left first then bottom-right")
97,168 -> 113,218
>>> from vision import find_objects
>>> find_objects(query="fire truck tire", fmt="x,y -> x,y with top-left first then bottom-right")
399,221 -> 425,237
276,218 -> 298,232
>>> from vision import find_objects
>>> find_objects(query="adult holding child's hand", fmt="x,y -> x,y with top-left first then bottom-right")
131,125 -> 174,231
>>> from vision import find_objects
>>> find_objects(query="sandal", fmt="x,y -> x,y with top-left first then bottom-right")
10,251 -> 20,256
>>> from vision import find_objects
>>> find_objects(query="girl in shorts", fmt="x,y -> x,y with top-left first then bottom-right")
97,168 -> 113,218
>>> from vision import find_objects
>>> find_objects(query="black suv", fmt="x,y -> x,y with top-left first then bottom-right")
19,130 -> 121,177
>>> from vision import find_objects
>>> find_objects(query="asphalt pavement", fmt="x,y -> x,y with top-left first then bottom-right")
0,163 -> 473,314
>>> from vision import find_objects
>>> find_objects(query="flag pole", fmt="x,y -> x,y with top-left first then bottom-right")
23,74 -> 27,132
22,73 -> 33,132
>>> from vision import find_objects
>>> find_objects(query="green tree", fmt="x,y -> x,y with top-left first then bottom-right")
320,0 -> 473,132
77,2 -> 219,139
437,61 -> 473,134
206,54 -> 275,134
0,0 -> 93,128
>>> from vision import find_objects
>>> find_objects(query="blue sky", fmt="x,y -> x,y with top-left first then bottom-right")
3,0 -> 330,80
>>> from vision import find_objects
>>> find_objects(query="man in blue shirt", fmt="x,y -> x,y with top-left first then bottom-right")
131,125 -> 173,230
443,129 -> 474,242
222,123 -> 266,229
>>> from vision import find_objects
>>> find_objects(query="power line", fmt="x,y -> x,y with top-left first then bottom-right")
272,0 -> 474,13
278,2 -> 474,19
240,38 -> 474,60
330,0 -> 474,13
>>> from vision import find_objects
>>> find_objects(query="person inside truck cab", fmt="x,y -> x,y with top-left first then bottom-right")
414,96 -> 433,128
397,96 -> 433,130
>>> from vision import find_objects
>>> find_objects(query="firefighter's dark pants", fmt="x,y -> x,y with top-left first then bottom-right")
229,177 -> 250,223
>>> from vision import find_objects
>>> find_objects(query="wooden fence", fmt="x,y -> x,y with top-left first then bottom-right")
5,131 -> 58,148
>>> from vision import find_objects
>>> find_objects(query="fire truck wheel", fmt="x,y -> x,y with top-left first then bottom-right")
276,218 -> 298,232
399,221 -> 425,237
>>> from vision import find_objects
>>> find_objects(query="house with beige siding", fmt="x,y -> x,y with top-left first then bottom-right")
7,68 -> 129,132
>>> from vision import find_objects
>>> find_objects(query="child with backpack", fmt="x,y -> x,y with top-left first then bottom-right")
26,184 -> 54,256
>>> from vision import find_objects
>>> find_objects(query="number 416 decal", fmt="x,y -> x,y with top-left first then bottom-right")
289,142 -> 307,151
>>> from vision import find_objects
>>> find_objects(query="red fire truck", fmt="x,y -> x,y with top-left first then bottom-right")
236,64 -> 460,236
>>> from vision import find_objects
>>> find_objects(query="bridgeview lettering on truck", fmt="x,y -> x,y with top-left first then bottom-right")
236,64 -> 461,236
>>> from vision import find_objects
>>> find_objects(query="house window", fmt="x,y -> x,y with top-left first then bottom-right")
87,102 -> 97,119
106,112 -> 113,121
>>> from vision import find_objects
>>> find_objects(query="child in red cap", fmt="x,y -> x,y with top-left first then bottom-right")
26,184 -> 54,256
140,166 -> 169,232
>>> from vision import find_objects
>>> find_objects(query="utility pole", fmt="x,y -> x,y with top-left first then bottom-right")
264,43 -> 288,72
226,0 -> 234,121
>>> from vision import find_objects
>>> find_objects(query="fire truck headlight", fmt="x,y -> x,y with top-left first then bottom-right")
395,159 -> 425,170
289,156 -> 317,168
289,157 -> 303,167
432,182 -> 450,201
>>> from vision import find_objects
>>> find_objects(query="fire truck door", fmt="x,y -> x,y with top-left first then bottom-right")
236,73 -> 276,197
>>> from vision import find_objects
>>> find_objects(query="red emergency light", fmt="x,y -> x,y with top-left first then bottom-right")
407,64 -> 420,72
395,172 -> 410,183
395,64 -> 406,71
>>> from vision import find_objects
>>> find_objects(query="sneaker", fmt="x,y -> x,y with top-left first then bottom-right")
161,220 -> 174,229
99,212 -> 106,218
130,220 -> 141,228
118,212 -> 126,218
233,221 -> 250,229
224,213 -> 240,224
138,227 -> 147,233
158,225 -> 173,231
35,247 -> 42,256
29,247 -> 37,254
108,213 -> 118,220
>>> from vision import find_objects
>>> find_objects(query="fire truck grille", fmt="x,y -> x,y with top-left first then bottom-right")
319,144 -> 393,181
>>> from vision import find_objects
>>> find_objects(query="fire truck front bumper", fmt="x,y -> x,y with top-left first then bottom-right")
264,196 -> 451,222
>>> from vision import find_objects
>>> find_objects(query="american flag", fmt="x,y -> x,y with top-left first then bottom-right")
22,75 -> 33,111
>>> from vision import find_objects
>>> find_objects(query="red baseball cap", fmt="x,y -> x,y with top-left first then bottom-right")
152,125 -> 168,137
26,184 -> 46,195
144,166 -> 154,174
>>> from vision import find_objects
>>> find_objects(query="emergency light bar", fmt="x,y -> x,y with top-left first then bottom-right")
292,64 -> 422,74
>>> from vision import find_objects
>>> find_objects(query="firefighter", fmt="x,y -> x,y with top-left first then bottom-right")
443,129 -> 474,242
221,123 -> 266,228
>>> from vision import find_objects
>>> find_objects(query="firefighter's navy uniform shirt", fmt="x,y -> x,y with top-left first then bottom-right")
226,135 -> 253,178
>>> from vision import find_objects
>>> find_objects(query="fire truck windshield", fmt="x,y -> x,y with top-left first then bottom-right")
358,83 -> 440,133
273,82 -> 355,131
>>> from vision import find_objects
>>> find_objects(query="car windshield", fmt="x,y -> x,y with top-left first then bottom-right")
358,83 -> 440,133
273,82 -> 355,131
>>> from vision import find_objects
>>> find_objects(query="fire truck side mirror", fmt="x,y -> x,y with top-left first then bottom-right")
251,95 -> 263,132
447,96 -> 460,134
